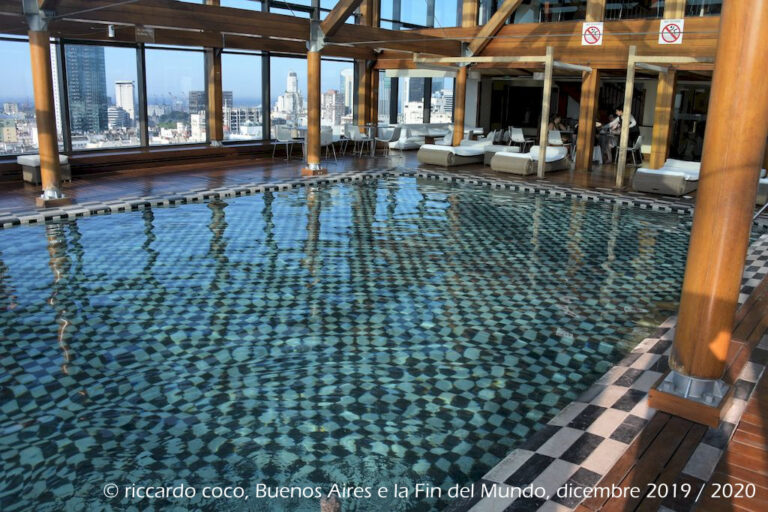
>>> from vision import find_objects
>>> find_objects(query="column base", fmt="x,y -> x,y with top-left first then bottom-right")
648,370 -> 732,427
36,196 -> 74,208
301,166 -> 328,176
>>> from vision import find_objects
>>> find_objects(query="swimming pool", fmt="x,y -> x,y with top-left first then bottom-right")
0,175 -> 694,511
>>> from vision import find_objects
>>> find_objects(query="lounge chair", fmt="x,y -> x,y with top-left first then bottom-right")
489,145 -> 569,175
632,159 -> 702,196
416,142 -> 488,167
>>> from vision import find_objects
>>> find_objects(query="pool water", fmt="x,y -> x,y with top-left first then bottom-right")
0,176 -> 693,511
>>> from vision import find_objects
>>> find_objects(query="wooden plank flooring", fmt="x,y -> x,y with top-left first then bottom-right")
0,150 -> 636,214
580,275 -> 768,512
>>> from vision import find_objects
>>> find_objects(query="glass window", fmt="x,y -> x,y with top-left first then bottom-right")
145,47 -> 206,145
222,52 -> 263,141
429,76 -> 454,123
0,38 -> 64,156
270,56 -> 307,138
491,0 -> 587,24
64,43 -> 140,150
399,77 -> 425,123
378,73 -> 392,124
321,59 -> 354,136
401,1 -> 429,27
221,0 -> 262,9
686,0 -> 721,16
605,0 -> 664,20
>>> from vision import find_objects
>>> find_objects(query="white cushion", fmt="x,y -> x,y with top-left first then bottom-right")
17,154 -> 69,166
484,144 -> 519,153
419,144 -> 485,157
636,168 -> 698,182
495,151 -> 530,160
419,144 -> 452,152
529,145 -> 568,162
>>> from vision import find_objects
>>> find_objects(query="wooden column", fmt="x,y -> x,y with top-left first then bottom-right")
205,47 -> 223,145
649,69 -> 677,169
303,50 -> 325,176
205,0 -> 222,145
764,143 -> 768,171
356,64 -> 372,127
585,0 -> 606,22
452,66 -> 467,146
649,0 -> 768,424
574,69 -> 600,171
369,68 -> 379,126
663,0 -> 686,18
29,30 -> 70,206
537,46 -> 554,178
615,45 -> 636,188
462,0 -> 478,27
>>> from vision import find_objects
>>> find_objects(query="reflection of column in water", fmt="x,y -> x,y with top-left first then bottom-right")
302,187 -> 321,279
207,199 -> 230,339
598,203 -> 622,315
142,208 -> 158,273
0,253 -> 15,311
45,223 -> 73,374
566,199 -> 586,278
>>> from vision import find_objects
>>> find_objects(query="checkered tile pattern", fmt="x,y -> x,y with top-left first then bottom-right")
0,169 -> 766,512
450,231 -> 768,512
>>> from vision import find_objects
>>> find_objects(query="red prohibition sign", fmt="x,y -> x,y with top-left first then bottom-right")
661,23 -> 681,43
584,26 -> 601,45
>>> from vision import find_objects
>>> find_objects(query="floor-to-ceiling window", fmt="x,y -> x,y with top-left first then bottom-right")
399,77 -> 425,123
0,37 -> 65,156
270,55 -> 307,138
430,76 -> 454,123
605,0 -> 664,19
145,46 -> 206,145
63,43 -> 140,150
222,51 -> 264,141
685,0 -> 722,16
321,59 -> 355,135
481,0 -> 588,24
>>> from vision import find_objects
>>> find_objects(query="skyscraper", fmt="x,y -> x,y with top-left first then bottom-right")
340,68 -> 354,114
115,81 -> 135,122
321,89 -> 344,128
189,91 -> 206,114
65,45 -> 107,133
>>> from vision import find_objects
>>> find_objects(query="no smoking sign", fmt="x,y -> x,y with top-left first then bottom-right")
582,22 -> 603,46
659,19 -> 684,44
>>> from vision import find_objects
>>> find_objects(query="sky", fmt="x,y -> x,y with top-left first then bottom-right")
0,0 -> 460,106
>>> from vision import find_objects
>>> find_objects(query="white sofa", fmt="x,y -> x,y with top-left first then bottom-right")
634,159 -> 768,200
489,146 -> 570,175
416,140 -> 492,167
389,124 -> 483,150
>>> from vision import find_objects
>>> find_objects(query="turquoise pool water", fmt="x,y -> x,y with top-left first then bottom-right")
0,176 -> 693,511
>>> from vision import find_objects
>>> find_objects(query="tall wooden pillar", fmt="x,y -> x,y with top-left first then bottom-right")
205,47 -> 224,145
650,0 -> 768,425
649,69 -> 677,169
663,0 -> 686,18
303,50 -> 325,176
356,65 -> 372,127
585,0 -> 606,22
461,0 -> 478,27
205,0 -> 223,145
452,66 -> 468,146
574,70 -> 600,171
369,68 -> 379,126
29,30 -> 70,206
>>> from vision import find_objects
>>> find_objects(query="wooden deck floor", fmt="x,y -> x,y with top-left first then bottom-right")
0,150 -> 635,214
579,276 -> 768,512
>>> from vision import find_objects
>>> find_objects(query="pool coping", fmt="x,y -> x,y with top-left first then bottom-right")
1,166 -> 767,231
2,167 -> 767,512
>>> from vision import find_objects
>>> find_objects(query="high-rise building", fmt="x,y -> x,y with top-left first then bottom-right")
189,91 -> 232,113
115,81 -> 135,122
107,106 -> 130,129
340,68 -> 354,113
2,103 -> 18,115
65,45 -> 108,133
321,89 -> 344,128
274,72 -> 303,127
378,76 -> 391,123
189,91 -> 206,114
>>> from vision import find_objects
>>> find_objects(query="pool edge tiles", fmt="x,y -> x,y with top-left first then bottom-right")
446,230 -> 768,512
3,166 -> 763,230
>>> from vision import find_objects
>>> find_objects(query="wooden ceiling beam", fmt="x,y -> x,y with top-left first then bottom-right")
468,0 -> 523,55
321,0 -> 363,38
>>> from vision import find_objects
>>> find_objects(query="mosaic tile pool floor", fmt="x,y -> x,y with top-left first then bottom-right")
0,175 -> 697,511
